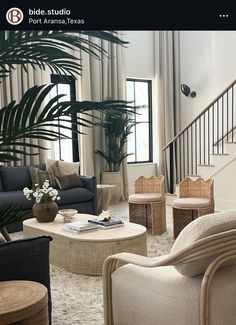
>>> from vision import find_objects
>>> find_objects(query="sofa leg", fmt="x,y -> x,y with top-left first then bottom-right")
0,227 -> 11,241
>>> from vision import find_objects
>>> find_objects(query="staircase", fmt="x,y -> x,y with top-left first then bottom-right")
163,80 -> 236,210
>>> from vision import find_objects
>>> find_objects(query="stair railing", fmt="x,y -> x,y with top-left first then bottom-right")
163,79 -> 236,193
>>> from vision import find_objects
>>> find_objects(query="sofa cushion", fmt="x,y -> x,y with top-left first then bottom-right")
0,166 -> 31,191
29,166 -> 57,188
171,210 -> 236,276
0,164 -> 45,191
0,191 -> 34,210
58,187 -> 94,205
55,173 -> 84,190
0,170 -> 3,191
46,159 -> 80,176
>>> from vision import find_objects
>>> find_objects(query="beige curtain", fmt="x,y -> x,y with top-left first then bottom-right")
154,31 -> 180,191
0,66 -> 51,165
76,33 -> 128,199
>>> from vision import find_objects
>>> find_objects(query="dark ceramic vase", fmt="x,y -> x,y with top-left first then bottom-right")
33,202 -> 58,222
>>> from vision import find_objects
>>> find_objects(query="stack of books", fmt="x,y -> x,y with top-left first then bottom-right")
88,218 -> 124,229
63,221 -> 98,234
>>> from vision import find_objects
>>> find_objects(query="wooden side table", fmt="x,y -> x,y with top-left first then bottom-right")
173,207 -> 198,239
97,184 -> 116,214
129,200 -> 166,236
0,280 -> 48,325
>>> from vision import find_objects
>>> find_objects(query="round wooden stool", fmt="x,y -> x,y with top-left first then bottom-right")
0,280 -> 48,325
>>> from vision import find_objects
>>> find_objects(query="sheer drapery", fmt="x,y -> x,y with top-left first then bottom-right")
77,34 -> 129,199
0,66 -> 51,165
154,31 -> 180,191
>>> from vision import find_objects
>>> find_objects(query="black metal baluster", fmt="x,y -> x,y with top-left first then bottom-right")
179,144 -> 182,184
222,96 -> 224,153
195,121 -> 197,174
179,136 -> 182,183
187,128 -> 189,175
208,109 -> 210,164
227,90 -> 229,142
169,143 -> 174,194
203,113 -> 206,164
217,100 -> 219,153
199,116 -> 201,165
212,104 -> 215,154
232,86 -> 234,142
191,125 -> 193,174
183,132 -> 185,178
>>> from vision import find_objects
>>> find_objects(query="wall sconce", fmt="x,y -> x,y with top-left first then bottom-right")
181,84 -> 196,98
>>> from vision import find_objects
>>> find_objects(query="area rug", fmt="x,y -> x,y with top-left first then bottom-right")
11,208 -> 175,325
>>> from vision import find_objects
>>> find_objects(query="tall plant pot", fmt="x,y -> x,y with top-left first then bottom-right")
101,171 -> 124,204
33,202 -> 58,223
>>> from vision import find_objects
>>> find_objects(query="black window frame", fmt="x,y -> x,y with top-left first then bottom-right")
127,78 -> 153,164
51,74 -> 79,162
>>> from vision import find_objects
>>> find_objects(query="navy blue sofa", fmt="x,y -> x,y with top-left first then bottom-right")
0,164 -> 97,232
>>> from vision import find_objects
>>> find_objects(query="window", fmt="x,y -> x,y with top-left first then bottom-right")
51,75 -> 79,162
126,79 -> 153,163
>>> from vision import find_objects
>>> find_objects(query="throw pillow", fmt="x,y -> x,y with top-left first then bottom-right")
171,210 -> 236,277
46,159 -> 80,176
30,167 -> 57,188
55,173 -> 84,190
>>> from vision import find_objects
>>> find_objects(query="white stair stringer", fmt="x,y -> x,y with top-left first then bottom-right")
198,142 -> 236,179
196,142 -> 236,211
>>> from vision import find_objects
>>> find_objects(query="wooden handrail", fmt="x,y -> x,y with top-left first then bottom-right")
162,79 -> 236,151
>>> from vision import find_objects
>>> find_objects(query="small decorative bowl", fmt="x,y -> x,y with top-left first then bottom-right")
58,209 -> 78,223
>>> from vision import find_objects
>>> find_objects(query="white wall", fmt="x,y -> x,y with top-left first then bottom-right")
179,31 -> 236,129
124,31 -> 158,194
124,31 -> 154,79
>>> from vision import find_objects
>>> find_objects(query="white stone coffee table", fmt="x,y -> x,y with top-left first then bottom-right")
23,214 -> 147,275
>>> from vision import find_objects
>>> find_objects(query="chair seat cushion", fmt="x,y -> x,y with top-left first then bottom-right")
129,193 -> 161,203
173,197 -> 210,208
112,255 -> 236,325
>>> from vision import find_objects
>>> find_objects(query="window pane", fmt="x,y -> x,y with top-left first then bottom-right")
60,139 -> 73,162
135,82 -> 148,107
51,75 -> 78,162
136,104 -> 149,122
136,123 -> 149,161
57,84 -> 71,101
126,79 -> 152,163
127,81 -> 134,102
127,124 -> 135,162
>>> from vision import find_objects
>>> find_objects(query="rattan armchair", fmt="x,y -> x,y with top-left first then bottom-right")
128,176 -> 166,235
173,177 -> 214,238
103,210 -> 236,325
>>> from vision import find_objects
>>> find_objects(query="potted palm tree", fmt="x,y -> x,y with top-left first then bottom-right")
95,110 -> 136,202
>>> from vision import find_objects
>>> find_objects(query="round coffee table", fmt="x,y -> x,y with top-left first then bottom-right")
23,214 -> 147,275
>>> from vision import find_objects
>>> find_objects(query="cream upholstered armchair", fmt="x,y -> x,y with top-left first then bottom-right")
173,177 -> 214,238
103,210 -> 236,325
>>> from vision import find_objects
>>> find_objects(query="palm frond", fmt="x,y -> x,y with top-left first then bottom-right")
0,203 -> 31,228
0,31 -> 128,80
0,84 -> 136,162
